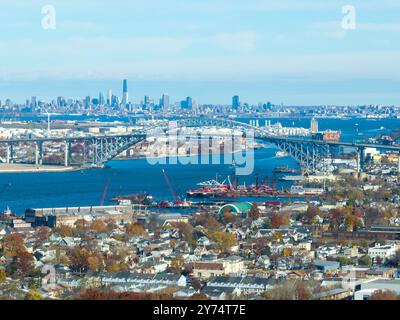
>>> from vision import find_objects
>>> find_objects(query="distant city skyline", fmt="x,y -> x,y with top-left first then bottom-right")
1,78 -> 400,106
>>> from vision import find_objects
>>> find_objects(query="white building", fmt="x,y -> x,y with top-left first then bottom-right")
354,279 -> 400,300
368,243 -> 397,262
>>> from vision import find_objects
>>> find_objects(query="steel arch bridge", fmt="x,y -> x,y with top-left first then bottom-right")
75,117 -> 332,172
174,117 -> 333,173
2,117 -> 398,172
90,133 -> 147,166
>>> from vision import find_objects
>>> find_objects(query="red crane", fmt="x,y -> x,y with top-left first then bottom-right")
162,169 -> 178,202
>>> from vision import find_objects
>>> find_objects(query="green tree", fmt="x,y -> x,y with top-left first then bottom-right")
358,255 -> 372,266
28,278 -> 41,290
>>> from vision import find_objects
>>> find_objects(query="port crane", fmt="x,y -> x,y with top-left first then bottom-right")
196,174 -> 227,187
162,169 -> 179,202
100,177 -> 112,206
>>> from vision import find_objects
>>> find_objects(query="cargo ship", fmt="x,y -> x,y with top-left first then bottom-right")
186,176 -> 322,199
186,176 -> 278,198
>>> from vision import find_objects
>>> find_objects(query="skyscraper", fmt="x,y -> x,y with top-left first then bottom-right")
107,89 -> 112,105
85,96 -> 91,109
99,92 -> 105,105
186,96 -> 193,109
31,96 -> 37,109
232,95 -> 240,110
161,94 -> 170,111
122,79 -> 129,105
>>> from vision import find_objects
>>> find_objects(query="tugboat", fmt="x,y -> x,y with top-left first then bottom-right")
0,206 -> 14,221
275,151 -> 289,158
274,166 -> 298,174
111,193 -> 154,205
3,206 -> 12,216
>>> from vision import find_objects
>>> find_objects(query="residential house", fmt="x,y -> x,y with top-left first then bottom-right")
206,275 -> 276,295
93,272 -> 187,292
201,286 -> 241,300
314,260 -> 341,272
197,236 -> 211,248
190,256 -> 244,279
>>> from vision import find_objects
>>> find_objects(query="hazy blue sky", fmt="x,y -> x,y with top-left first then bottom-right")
0,0 -> 400,105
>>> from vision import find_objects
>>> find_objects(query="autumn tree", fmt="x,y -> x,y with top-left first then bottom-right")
347,188 -> 364,204
270,213 -> 289,229
294,281 -> 313,300
283,248 -> 293,257
195,213 -> 221,232
345,214 -> 363,231
222,211 -> 236,225
90,219 -> 107,233
353,207 -> 363,218
33,227 -> 50,247
190,293 -> 209,300
25,290 -> 44,300
126,222 -> 147,237
87,254 -> 103,272
305,206 -> 322,224
67,247 -> 91,272
175,222 -> 195,245
210,231 -> 237,252
55,225 -> 76,237
2,234 -> 25,257
104,219 -> 117,232
273,231 -> 283,242
0,269 -> 6,284
74,219 -> 88,232
248,203 -> 261,221
104,254 -> 128,273
329,208 -> 343,230
263,280 -> 312,300
369,290 -> 400,300
15,251 -> 35,276
169,256 -> 184,273
254,238 -> 271,255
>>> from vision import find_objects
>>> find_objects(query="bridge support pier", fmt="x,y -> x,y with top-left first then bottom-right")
35,142 -> 43,166
64,141 -> 71,167
6,143 -> 14,164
